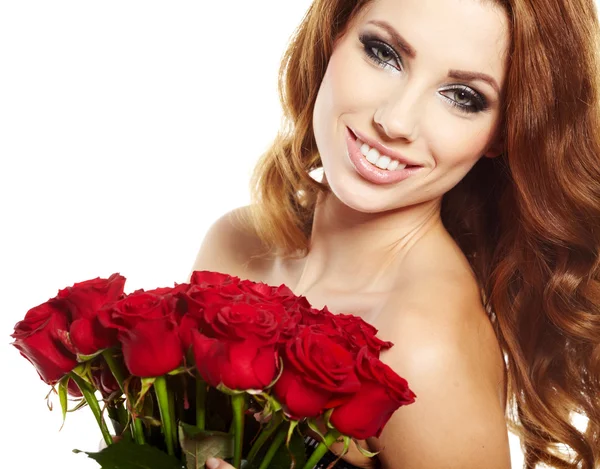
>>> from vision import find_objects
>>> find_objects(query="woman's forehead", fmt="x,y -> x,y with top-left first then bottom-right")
347,0 -> 510,88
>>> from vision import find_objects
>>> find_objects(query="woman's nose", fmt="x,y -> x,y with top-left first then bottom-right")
373,87 -> 420,142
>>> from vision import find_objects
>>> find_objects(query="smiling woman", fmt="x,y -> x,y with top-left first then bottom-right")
5,0 -> 599,468
190,0 -> 600,468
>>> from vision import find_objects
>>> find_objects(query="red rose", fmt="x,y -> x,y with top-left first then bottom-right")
276,305 -> 303,342
179,276 -> 297,350
270,296 -> 317,341
298,304 -> 336,328
236,280 -> 297,305
178,283 -> 243,350
57,273 -> 126,355
134,282 -> 190,317
329,347 -> 417,439
191,302 -> 281,391
299,310 -> 392,358
57,273 -> 126,319
190,270 -> 241,287
189,271 -> 298,310
99,292 -> 183,377
330,314 -> 393,357
11,299 -> 78,384
273,325 -> 361,419
143,282 -> 190,297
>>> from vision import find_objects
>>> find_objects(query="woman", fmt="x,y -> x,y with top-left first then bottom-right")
190,0 -> 600,467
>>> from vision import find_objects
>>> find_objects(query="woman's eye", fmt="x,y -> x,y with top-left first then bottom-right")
372,45 -> 396,65
454,90 -> 471,105
439,87 -> 488,114
359,33 -> 488,114
359,34 -> 401,71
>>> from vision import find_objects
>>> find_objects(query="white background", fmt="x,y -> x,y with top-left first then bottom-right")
1,1 -> 597,468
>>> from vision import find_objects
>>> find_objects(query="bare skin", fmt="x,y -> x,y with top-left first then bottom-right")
193,200 -> 508,469
190,0 -> 512,466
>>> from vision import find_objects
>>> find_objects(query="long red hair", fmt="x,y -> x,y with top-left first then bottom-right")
240,0 -> 600,467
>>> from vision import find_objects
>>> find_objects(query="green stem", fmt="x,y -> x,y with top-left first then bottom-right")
102,349 -> 146,445
231,393 -> 246,468
132,417 -> 145,444
102,349 -> 126,390
69,372 -> 113,447
116,403 -> 128,433
195,380 -> 207,430
257,425 -> 287,469
301,431 -> 340,469
246,414 -> 283,465
154,376 -> 175,456
168,384 -> 178,448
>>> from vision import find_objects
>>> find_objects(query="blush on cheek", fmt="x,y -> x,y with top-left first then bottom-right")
326,43 -> 381,112
430,123 -> 492,168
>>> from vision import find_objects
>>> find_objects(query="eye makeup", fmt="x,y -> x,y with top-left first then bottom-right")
358,32 -> 490,114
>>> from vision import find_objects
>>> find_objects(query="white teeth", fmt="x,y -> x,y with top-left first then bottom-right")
375,156 -> 391,169
355,136 -> 406,171
366,148 -> 380,165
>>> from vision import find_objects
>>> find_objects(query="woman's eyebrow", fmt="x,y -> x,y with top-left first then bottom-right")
448,70 -> 500,94
367,19 -> 501,94
367,19 -> 417,59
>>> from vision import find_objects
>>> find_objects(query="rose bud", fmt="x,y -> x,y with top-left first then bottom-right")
273,325 -> 361,419
329,313 -> 393,358
98,292 -> 183,377
57,273 -> 126,355
329,347 -> 417,439
191,302 -> 281,391
11,299 -> 78,385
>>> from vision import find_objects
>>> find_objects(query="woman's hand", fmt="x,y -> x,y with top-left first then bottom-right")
205,457 -> 236,469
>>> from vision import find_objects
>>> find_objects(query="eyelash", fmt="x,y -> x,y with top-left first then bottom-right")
358,33 -> 489,115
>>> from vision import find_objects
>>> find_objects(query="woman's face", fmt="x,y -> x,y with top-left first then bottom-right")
312,0 -> 509,214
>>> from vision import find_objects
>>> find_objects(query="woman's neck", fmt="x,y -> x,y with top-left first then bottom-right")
290,190 -> 445,296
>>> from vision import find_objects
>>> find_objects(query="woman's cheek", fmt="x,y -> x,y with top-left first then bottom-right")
326,43 -> 382,111
428,119 -> 491,170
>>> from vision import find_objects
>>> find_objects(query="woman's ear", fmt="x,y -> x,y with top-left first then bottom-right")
483,132 -> 505,159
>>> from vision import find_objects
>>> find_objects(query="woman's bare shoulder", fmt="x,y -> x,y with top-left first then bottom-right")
369,269 -> 510,468
386,261 -> 505,390
370,293 -> 509,467
187,205 -> 271,282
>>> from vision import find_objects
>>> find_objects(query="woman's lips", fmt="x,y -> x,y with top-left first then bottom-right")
348,127 -> 422,168
345,126 -> 423,185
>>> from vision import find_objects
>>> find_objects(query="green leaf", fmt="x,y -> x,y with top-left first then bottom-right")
72,362 -> 92,380
179,423 -> 234,469
216,382 -> 247,396
66,399 -> 88,413
58,378 -> 68,430
77,348 -> 107,363
74,439 -> 184,469
167,366 -> 190,376
306,418 -> 326,444
353,437 -> 380,458
135,377 -> 156,409
323,408 -> 334,430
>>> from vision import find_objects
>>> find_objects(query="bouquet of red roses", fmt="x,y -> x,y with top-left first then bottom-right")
11,270 -> 416,469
